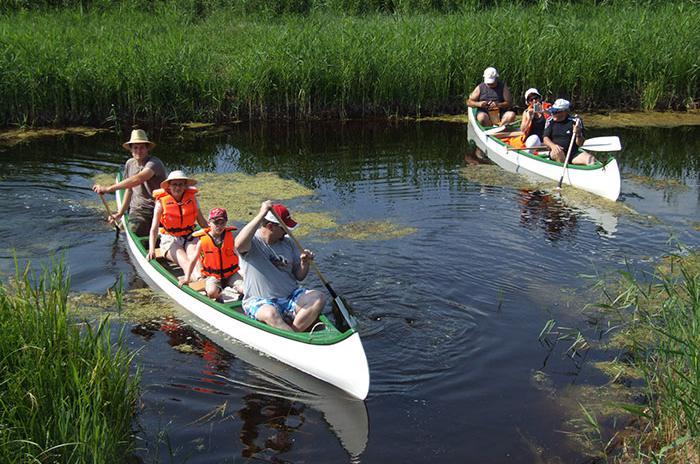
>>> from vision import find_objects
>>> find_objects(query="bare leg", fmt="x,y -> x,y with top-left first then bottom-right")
292,290 -> 325,332
571,151 -> 596,165
256,304 -> 294,331
476,112 -> 491,126
500,110 -> 516,126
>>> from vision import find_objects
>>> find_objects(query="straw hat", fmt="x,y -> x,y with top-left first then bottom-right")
160,170 -> 197,190
122,129 -> 156,150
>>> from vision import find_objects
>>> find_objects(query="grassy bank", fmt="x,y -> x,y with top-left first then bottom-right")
0,2 -> 697,126
0,262 -> 139,463
599,251 -> 699,463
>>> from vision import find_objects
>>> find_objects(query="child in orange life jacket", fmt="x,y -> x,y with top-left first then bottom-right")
179,208 -> 244,301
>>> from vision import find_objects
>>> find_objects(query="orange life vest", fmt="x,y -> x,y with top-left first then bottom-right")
153,187 -> 199,237
193,227 -> 239,279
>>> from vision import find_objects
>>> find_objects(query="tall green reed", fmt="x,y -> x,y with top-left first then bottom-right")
0,2 -> 696,126
600,252 -> 700,462
0,260 -> 139,463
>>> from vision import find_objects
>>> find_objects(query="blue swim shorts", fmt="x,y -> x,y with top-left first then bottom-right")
243,287 -> 307,322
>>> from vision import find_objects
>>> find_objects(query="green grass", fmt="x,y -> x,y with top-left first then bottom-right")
0,2 -> 697,126
598,252 -> 700,463
0,260 -> 139,463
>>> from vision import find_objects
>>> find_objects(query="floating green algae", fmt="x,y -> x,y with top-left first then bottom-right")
319,220 -> 417,241
69,287 -> 177,322
196,172 -> 314,223
0,126 -> 107,147
460,164 -> 545,190
582,111 -> 700,129
626,174 -> 689,191
593,361 -> 643,381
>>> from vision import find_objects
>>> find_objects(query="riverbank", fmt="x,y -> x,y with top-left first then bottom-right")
0,2 -> 696,127
594,251 -> 700,463
1,111 -> 698,147
0,262 -> 139,463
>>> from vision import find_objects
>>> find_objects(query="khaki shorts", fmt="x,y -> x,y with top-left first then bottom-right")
159,233 -> 197,257
205,274 -> 241,294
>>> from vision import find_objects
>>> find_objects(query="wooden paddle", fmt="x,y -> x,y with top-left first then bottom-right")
270,209 -> 358,332
557,117 -> 580,189
99,193 -> 122,232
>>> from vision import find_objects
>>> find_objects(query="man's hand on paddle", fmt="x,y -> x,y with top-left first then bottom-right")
92,184 -> 111,194
300,249 -> 315,264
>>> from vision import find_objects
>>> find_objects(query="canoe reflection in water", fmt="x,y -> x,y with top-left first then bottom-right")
131,314 -> 368,460
517,189 -> 579,241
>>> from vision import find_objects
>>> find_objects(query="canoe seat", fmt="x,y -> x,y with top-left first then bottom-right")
188,279 -> 207,292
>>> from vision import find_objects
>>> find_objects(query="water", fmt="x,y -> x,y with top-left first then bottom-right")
1,121 -> 698,463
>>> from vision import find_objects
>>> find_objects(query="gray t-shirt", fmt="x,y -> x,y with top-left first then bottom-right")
123,155 -> 167,215
240,230 -> 301,302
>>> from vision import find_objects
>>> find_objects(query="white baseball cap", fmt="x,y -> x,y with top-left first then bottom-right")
483,67 -> 499,84
524,88 -> 541,101
549,98 -> 571,113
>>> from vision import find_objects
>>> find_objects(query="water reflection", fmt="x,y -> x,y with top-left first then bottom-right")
131,313 -> 368,461
517,189 -> 579,241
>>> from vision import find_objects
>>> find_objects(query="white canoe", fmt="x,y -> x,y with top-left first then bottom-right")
116,179 -> 370,400
468,108 -> 621,201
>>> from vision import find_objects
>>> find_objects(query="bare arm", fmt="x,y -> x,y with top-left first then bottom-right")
466,86 -> 489,109
520,109 -> 532,132
93,167 -> 156,194
498,85 -> 513,110
195,199 -> 207,228
235,200 -> 273,255
293,249 -> 314,281
147,201 -> 162,260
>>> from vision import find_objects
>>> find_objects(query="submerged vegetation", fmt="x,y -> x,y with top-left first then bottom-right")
0,1 -> 697,126
0,261 -> 139,463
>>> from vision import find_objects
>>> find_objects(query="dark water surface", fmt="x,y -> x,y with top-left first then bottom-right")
1,122 -> 699,463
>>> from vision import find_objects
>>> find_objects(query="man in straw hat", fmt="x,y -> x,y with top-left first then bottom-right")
235,201 -> 324,332
92,129 -> 167,236
466,66 -> 516,127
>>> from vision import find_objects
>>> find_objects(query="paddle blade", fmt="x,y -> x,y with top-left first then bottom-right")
332,295 -> 358,332
484,125 -> 506,136
582,136 -> 621,152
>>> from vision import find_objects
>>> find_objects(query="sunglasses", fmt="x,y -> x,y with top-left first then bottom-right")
527,96 -> 541,102
169,181 -> 186,187
211,218 -> 226,225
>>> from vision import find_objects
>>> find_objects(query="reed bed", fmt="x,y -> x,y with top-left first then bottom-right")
0,261 -> 139,463
599,252 -> 700,463
0,2 -> 696,126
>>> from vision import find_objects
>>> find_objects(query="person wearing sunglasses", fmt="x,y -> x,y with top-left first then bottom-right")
180,208 -> 243,301
147,171 -> 208,272
466,67 -> 516,127
543,99 -> 596,165
520,88 -> 552,148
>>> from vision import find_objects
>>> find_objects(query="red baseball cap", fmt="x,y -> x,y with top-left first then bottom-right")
265,204 -> 298,229
208,208 -> 228,222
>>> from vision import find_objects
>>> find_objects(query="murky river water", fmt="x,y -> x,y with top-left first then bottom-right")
1,121 -> 698,463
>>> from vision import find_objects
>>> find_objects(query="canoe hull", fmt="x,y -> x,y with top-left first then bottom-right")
468,109 -> 621,201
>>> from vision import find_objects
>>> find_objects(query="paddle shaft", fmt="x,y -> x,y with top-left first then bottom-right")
99,193 -> 122,231
269,208 -> 356,329
557,117 -> 580,189
520,136 -> 620,153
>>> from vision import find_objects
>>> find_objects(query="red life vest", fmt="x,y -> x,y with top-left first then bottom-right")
193,227 -> 239,279
153,187 -> 199,237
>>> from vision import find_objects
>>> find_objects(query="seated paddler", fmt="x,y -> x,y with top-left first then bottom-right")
179,207 -> 244,301
147,170 -> 207,272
